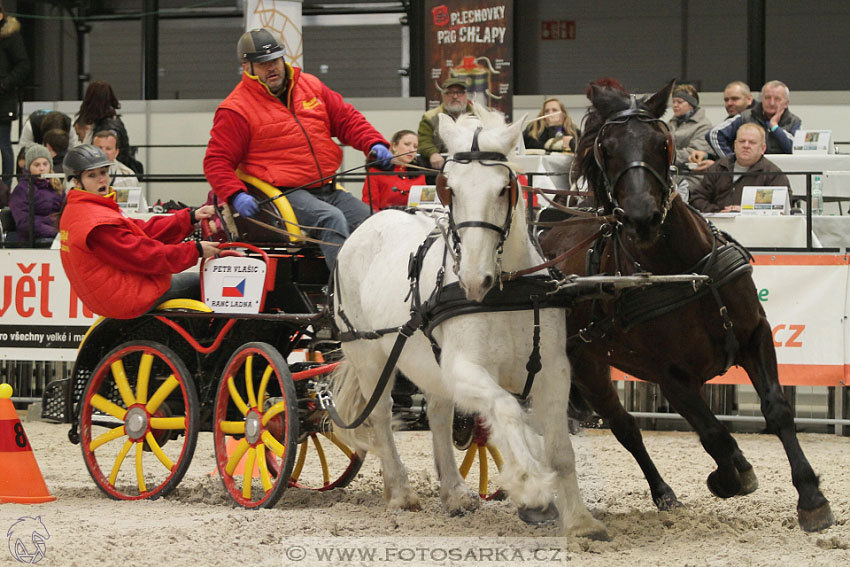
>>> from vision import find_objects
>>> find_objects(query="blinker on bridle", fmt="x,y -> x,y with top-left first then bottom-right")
435,126 -> 519,268
593,95 -> 676,222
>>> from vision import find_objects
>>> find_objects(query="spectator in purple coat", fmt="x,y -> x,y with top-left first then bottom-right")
9,144 -> 65,245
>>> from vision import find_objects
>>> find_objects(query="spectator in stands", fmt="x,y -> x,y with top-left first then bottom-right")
690,123 -> 790,213
204,28 -> 390,269
0,3 -> 30,186
418,78 -> 474,171
60,144 -> 220,319
43,128 -> 69,173
92,129 -> 139,187
74,81 -> 143,174
362,130 -> 425,212
722,81 -> 754,119
706,80 -> 801,158
19,110 -> 78,151
9,144 -> 65,245
669,84 -> 712,163
523,97 -> 580,153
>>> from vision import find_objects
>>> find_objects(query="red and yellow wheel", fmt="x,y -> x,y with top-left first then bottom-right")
80,340 -> 199,500
456,415 -> 505,500
214,342 -> 297,508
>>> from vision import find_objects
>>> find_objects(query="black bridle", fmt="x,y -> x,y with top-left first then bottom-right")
435,126 -> 519,271
592,96 -> 677,223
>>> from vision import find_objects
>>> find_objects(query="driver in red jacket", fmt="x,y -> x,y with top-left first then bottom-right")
59,145 -> 220,319
204,28 -> 392,268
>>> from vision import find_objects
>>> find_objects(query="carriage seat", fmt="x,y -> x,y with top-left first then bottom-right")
235,170 -> 304,244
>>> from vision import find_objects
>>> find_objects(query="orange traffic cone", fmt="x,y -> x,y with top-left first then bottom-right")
208,436 -> 260,478
0,384 -> 56,503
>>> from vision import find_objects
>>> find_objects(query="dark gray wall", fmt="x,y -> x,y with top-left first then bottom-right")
20,0 -> 850,104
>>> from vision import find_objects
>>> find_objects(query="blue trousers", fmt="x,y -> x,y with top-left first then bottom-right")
285,186 -> 370,269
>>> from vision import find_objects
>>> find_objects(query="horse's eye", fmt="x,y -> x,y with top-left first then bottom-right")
499,185 -> 508,197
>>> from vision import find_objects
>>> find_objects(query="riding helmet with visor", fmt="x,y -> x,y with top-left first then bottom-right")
63,144 -> 112,181
238,28 -> 286,63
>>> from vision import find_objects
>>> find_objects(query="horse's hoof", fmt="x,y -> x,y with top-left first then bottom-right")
518,503 -> 559,526
737,467 -> 759,496
570,523 -> 610,542
654,493 -> 683,511
798,502 -> 835,532
706,469 -> 740,499
443,488 -> 480,516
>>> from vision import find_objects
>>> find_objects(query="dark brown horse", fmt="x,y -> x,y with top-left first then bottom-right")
539,81 -> 834,532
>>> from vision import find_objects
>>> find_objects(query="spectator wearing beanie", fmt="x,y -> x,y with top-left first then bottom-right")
9,143 -> 65,245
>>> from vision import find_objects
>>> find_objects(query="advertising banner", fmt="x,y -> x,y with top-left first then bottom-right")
0,250 -> 98,361
423,0 -> 514,117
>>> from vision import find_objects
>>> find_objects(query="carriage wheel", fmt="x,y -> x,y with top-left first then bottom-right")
288,362 -> 364,491
214,342 -> 297,509
80,340 -> 199,500
288,433 -> 365,491
456,416 -> 505,500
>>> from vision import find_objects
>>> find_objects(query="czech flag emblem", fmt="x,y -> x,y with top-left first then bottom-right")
222,277 -> 246,297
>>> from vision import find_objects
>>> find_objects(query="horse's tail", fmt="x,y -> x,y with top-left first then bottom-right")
326,359 -> 377,453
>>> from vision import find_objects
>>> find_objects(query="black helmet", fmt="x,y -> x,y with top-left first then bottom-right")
63,144 -> 112,180
237,28 -> 285,63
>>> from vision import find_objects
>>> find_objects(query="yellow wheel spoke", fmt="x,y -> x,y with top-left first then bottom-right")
135,442 -> 147,493
245,355 -> 257,408
136,353 -> 153,404
219,420 -> 246,435
291,441 -> 309,482
110,360 -> 137,407
242,448 -> 257,499
261,430 -> 285,458
261,401 -> 286,426
108,440 -> 134,486
256,444 -> 273,492
144,432 -> 175,471
486,444 -> 504,471
226,376 -> 250,416
224,438 -> 250,476
458,442 -> 478,478
149,417 -> 186,430
257,366 -> 274,403
478,444 -> 488,497
312,434 -> 330,486
90,425 -> 126,451
145,375 -> 179,414
320,432 -> 354,458
90,394 -> 127,421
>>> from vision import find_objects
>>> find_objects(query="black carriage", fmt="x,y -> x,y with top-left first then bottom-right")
40,184 -> 368,508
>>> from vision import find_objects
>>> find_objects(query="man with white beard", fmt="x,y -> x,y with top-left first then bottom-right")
417,78 -> 475,171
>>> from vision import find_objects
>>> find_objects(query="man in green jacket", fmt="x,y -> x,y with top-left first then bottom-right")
417,78 -> 474,171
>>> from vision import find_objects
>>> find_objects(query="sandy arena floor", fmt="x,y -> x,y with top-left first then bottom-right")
2,419 -> 848,566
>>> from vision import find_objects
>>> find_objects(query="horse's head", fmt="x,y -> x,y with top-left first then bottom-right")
436,107 -> 525,301
576,81 -> 676,245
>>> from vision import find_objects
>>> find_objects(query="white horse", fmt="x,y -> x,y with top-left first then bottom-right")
330,107 -> 607,539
